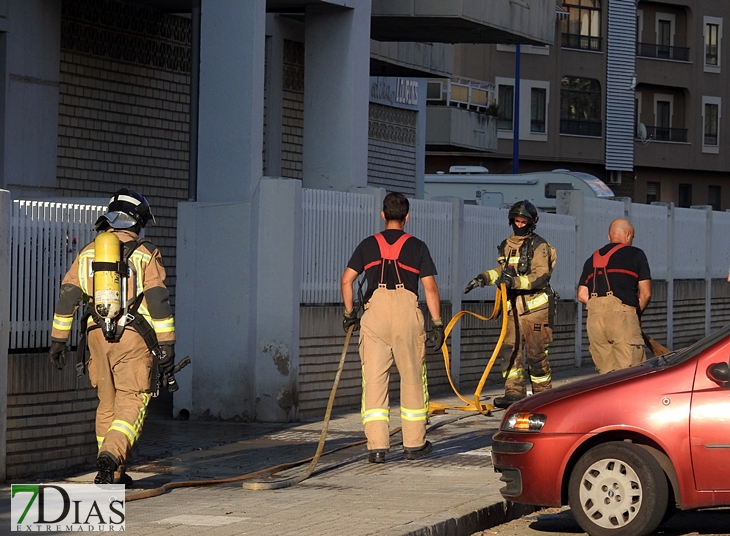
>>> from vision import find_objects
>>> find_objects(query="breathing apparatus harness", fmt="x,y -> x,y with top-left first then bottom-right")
75,233 -> 159,379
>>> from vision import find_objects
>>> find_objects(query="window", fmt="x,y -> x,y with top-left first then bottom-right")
646,181 -> 660,204
561,0 -> 602,51
531,88 -> 547,133
654,96 -> 672,141
560,76 -> 601,136
498,85 -> 514,131
678,183 -> 692,208
658,19 -> 672,58
545,183 -> 574,198
704,17 -> 722,73
708,185 -> 721,211
706,24 -> 719,65
702,96 -> 721,153
496,78 -> 550,141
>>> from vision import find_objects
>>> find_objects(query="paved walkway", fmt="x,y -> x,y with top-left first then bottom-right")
1,368 -> 597,536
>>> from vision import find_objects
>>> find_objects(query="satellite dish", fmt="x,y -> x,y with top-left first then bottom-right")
637,123 -> 647,142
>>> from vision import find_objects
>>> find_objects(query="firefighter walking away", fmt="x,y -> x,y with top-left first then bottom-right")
49,188 -> 177,486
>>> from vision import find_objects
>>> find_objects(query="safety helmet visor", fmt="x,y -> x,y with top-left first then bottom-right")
99,211 -> 139,229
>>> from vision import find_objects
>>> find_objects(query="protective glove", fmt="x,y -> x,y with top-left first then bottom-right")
49,341 -> 68,370
499,267 -> 517,289
342,309 -> 360,334
428,318 -> 445,351
464,273 -> 488,294
158,344 -> 176,377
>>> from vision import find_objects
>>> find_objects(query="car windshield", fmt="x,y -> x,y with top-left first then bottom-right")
644,324 -> 730,368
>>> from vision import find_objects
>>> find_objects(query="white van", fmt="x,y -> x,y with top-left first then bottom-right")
424,166 -> 615,211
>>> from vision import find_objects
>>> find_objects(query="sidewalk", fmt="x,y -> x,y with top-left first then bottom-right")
2,367 -> 597,536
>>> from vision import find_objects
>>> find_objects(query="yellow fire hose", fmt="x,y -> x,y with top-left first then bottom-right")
127,285 -> 510,497
429,283 -> 509,415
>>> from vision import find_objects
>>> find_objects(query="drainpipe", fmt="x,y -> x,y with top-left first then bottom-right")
188,0 -> 201,201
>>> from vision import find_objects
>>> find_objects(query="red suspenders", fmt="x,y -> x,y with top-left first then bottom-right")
364,233 -> 419,286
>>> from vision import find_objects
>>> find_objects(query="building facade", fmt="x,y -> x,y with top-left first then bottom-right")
426,0 -> 730,210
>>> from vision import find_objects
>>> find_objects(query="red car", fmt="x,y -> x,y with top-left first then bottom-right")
491,326 -> 730,536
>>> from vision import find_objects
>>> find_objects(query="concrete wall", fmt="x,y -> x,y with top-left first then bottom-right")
2,0 -> 60,195
174,178 -> 303,422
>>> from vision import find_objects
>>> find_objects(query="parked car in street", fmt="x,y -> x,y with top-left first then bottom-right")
491,325 -> 730,536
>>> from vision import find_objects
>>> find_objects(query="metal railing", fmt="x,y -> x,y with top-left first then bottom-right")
561,33 -> 602,52
644,125 -> 688,143
636,42 -> 690,62
9,200 -> 105,349
426,77 -> 496,113
560,118 -> 602,137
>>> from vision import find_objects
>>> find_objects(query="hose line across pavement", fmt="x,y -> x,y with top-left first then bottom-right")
127,285 -> 510,499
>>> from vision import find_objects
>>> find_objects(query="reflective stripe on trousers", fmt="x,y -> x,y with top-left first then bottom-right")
359,286 -> 429,451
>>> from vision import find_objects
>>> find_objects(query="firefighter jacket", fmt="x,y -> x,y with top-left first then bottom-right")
51,229 -> 175,345
481,233 -> 557,315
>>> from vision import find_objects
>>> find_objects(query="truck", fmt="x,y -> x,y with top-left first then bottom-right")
424,166 -> 615,211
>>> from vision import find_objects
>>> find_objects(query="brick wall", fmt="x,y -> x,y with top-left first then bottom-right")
281,40 -> 304,180
57,0 -> 191,303
367,104 -> 418,195
6,352 -> 97,480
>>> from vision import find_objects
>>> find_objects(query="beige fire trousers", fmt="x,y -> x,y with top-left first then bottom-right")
359,286 -> 429,451
88,328 -> 152,464
586,294 -> 646,373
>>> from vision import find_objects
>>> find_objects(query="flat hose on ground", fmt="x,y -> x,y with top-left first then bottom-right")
429,283 -> 509,415
127,287 -> 510,499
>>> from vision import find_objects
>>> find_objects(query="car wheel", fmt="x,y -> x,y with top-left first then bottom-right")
568,442 -> 668,536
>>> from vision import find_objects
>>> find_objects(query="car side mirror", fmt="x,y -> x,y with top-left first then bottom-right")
707,362 -> 730,385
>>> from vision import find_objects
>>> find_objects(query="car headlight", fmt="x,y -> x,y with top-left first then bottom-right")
502,412 -> 547,432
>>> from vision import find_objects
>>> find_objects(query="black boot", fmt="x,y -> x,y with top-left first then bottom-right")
493,394 -> 525,409
94,452 -> 119,485
403,441 -> 433,460
368,450 -> 387,464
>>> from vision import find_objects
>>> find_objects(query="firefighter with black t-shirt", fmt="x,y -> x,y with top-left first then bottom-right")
578,218 -> 652,374
341,192 -> 443,464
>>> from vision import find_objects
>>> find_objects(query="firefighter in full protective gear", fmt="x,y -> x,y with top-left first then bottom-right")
49,188 -> 175,486
464,200 -> 557,409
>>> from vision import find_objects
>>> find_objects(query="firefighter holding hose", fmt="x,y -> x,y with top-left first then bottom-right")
49,188 -> 177,486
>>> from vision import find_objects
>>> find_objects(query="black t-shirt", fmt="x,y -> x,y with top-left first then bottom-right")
347,229 -> 437,302
579,243 -> 651,308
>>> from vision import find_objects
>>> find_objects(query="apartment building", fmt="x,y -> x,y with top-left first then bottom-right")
426,0 -> 730,210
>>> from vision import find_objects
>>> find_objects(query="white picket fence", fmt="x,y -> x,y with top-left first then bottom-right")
9,200 -> 105,349
9,191 -> 730,350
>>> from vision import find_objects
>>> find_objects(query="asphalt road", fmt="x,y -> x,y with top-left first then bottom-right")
473,505 -> 730,535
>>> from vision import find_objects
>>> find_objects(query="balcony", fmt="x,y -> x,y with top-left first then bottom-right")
636,42 -> 690,62
560,119 -> 602,137
561,33 -> 602,52
370,0 -> 555,45
426,77 -> 497,152
641,125 -> 688,143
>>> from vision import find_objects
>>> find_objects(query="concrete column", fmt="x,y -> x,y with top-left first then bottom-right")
557,190 -> 584,367
0,190 -> 10,480
414,78 -> 427,199
254,178 -> 302,421
303,1 -> 371,191
197,0 -> 266,203
173,200 -> 256,421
